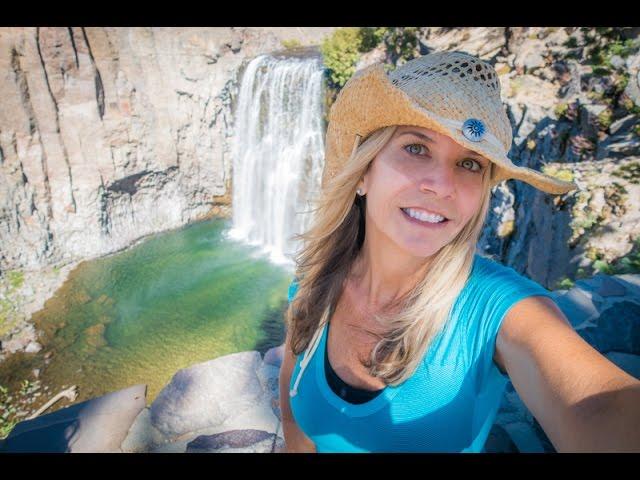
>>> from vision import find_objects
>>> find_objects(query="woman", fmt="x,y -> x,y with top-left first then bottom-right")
278,51 -> 640,453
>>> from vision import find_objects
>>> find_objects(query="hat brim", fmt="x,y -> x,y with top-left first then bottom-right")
323,63 -> 578,195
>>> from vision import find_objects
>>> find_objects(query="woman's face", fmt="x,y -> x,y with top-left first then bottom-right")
360,125 -> 490,258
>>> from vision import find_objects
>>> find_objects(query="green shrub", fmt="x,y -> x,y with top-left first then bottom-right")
542,165 -> 575,182
573,211 -> 599,231
281,39 -> 302,50
320,27 -> 420,90
597,108 -> 613,131
7,271 -> 24,290
592,66 -> 611,77
358,27 -> 387,52
611,237 -> 640,274
617,255 -> 640,273
0,384 -> 18,440
379,27 -> 420,65
586,246 -> 602,261
0,418 -> 17,439
0,297 -> 16,338
320,28 -> 364,89
593,259 -> 615,275
586,29 -> 638,71
606,38 -> 637,59
555,277 -> 575,290
621,95 -> 640,115
19,380 -> 31,396
613,72 -> 629,94
611,161 -> 640,184
563,36 -> 578,48
554,102 -> 569,119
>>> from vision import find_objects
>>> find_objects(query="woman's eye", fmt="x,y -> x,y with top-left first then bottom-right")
404,144 -> 428,156
404,144 -> 485,173
461,158 -> 484,173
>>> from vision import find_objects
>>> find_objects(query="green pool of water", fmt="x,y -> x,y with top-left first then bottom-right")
0,217 -> 294,409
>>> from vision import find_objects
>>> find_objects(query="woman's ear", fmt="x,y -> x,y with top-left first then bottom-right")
357,182 -> 367,196
359,168 -> 371,195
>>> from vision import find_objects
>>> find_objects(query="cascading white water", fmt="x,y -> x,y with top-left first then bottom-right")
227,53 -> 326,268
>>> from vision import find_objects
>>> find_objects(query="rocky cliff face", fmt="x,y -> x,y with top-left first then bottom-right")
414,27 -> 640,290
0,27 -> 336,272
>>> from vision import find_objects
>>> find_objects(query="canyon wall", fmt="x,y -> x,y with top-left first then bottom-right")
0,27 -> 336,271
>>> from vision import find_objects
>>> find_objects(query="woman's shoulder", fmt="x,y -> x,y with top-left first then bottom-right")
287,277 -> 300,303
472,253 -> 532,282
465,253 -> 551,302
472,252 -> 507,272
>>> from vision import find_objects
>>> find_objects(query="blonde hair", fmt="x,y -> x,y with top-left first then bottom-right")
285,125 -> 496,386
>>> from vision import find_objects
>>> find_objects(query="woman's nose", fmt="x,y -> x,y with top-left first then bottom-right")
418,160 -> 456,198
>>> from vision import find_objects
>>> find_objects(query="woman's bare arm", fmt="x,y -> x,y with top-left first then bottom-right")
279,330 -> 317,453
496,295 -> 640,452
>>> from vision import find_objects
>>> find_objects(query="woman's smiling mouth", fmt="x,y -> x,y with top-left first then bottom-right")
400,207 -> 450,228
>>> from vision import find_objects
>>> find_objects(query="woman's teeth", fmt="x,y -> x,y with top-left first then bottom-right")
401,208 -> 446,223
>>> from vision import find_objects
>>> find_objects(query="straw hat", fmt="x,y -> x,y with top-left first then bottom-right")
322,51 -> 578,195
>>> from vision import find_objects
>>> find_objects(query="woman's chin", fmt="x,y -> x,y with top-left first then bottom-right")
395,239 -> 442,259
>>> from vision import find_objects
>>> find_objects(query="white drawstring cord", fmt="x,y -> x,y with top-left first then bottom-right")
289,321 -> 326,398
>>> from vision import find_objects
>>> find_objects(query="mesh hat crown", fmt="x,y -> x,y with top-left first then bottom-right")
322,51 -> 578,195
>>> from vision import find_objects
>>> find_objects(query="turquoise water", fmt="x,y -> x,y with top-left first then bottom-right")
0,217 -> 294,408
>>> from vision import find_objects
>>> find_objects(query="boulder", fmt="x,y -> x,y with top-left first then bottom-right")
577,301 -> 640,355
120,407 -> 168,453
615,274 -> 640,298
502,422 -> 546,453
552,287 -> 600,329
596,115 -> 640,159
24,341 -> 42,353
263,344 -> 284,368
594,276 -> 628,297
147,394 -> 282,453
515,48 -> 546,73
1,324 -> 39,354
609,55 -> 626,70
0,384 -> 146,453
257,360 -> 280,395
579,103 -> 608,140
418,27 -> 506,61
354,45 -> 386,72
605,351 -> 640,380
149,351 -> 266,439
624,54 -> 640,106
483,423 -> 519,453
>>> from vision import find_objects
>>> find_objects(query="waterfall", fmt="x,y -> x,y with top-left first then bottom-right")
227,52 -> 326,268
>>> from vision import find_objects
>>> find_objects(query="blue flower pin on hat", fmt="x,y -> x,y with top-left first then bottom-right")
462,118 -> 486,142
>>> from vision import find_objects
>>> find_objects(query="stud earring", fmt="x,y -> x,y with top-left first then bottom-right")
356,188 -> 363,196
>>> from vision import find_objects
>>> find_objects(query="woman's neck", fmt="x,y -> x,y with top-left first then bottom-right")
349,238 -> 433,311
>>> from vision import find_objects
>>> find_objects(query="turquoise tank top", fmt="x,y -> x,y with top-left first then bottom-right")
285,253 -> 555,453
